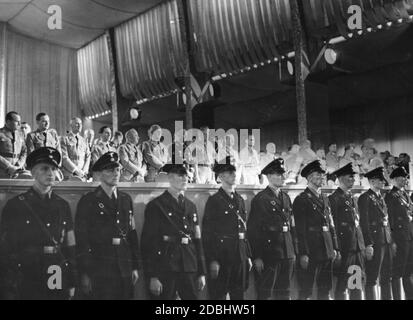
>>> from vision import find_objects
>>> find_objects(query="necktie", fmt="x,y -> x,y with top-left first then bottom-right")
43,132 -> 47,147
11,131 -> 15,152
178,194 -> 185,209
75,135 -> 79,150
111,193 -> 117,206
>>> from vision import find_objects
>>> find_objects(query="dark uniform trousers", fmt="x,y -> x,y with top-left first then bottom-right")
385,187 -> 413,300
329,188 -> 366,300
75,186 -> 141,300
247,187 -> 297,300
359,189 -> 394,300
293,188 -> 339,300
141,191 -> 206,300
0,188 -> 76,300
203,188 -> 252,300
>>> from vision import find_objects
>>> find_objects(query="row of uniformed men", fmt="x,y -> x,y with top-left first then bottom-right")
0,146 -> 412,300
0,111 -> 150,182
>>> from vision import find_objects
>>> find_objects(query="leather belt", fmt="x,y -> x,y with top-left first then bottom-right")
162,235 -> 191,245
308,226 -> 329,232
0,152 -> 18,158
43,246 -> 58,255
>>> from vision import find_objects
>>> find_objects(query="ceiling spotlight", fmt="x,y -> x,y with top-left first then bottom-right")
324,48 -> 338,65
130,107 -> 141,120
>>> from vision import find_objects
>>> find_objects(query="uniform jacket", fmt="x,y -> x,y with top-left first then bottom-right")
26,129 -> 61,156
118,142 -> 146,181
75,186 -> 141,279
329,188 -> 365,253
247,187 -> 297,264
202,188 -> 252,265
0,126 -> 27,177
385,187 -> 413,243
293,188 -> 339,261
0,188 -> 76,297
141,191 -> 206,279
141,140 -> 168,171
358,189 -> 392,247
60,132 -> 90,176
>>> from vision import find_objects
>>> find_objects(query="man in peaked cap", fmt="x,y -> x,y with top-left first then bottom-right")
141,164 -> 206,300
0,147 -> 76,300
202,157 -> 252,300
293,160 -> 340,300
329,163 -> 366,300
358,167 -> 394,300
247,159 -> 297,300
75,152 -> 141,300
385,166 -> 413,299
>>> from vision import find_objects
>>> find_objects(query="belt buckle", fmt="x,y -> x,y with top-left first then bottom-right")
322,226 -> 329,232
239,233 -> 245,240
181,237 -> 189,245
112,238 -> 121,246
383,221 -> 388,227
43,246 -> 56,254
282,226 -> 289,233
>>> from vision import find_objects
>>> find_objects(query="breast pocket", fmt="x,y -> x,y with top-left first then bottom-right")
0,135 -> 11,151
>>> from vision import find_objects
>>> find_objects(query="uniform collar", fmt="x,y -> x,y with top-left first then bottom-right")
267,185 -> 281,197
369,189 -> 382,198
308,185 -> 321,197
97,185 -> 118,200
167,189 -> 184,201
30,186 -> 52,200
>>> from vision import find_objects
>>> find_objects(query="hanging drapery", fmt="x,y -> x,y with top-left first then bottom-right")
189,0 -> 293,75
0,23 -> 6,128
114,0 -> 187,100
6,27 -> 80,134
77,34 -> 112,117
303,0 -> 413,39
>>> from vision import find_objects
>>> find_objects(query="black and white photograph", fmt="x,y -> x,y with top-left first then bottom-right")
0,0 -> 413,307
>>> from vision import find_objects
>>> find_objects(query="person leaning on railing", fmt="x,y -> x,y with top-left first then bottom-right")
142,125 -> 168,183
0,112 -> 28,179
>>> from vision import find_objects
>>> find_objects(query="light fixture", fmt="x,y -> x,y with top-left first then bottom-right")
287,61 -> 294,75
130,107 -> 141,120
324,48 -> 338,65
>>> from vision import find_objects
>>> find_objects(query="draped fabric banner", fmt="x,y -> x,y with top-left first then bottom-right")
303,0 -> 413,39
0,23 -> 6,128
114,0 -> 187,100
6,28 -> 80,134
77,34 -> 112,117
189,0 -> 293,75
